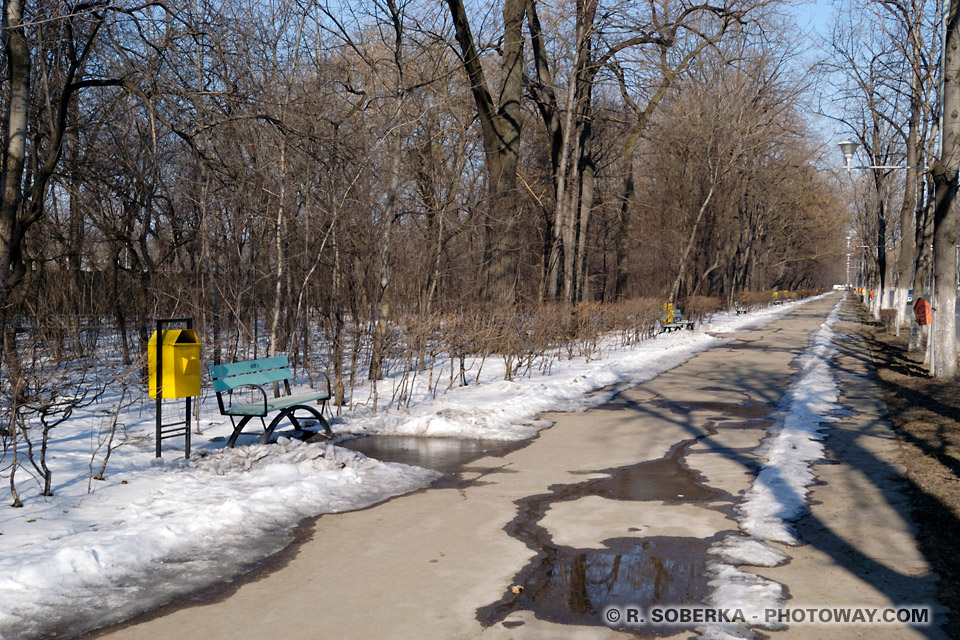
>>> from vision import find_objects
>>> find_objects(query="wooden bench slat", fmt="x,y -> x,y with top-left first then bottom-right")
212,368 -> 291,393
210,356 -> 290,380
222,403 -> 270,416
223,391 -> 331,417
269,391 -> 330,407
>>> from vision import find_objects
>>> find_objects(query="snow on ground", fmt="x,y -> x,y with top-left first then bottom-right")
708,536 -> 789,567
0,297 -> 815,639
703,298 -> 844,639
738,299 -> 842,544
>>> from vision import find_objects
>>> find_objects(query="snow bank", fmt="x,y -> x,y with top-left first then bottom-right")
0,440 -> 437,637
708,536 -> 789,567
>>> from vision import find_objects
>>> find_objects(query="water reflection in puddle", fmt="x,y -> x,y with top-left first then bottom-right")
569,442 -> 722,503
583,445 -> 722,501
650,398 -> 774,421
340,435 -> 527,474
480,537 -> 714,636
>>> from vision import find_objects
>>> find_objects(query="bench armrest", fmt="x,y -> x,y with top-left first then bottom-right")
316,371 -> 333,402
228,383 -> 269,416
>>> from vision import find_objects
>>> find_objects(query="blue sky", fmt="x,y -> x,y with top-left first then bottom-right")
792,0 -> 837,36
787,1 -> 851,163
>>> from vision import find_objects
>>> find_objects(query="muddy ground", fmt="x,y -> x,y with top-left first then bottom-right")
856,306 -> 960,637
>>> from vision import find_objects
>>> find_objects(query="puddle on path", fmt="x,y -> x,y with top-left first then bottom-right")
651,398 -> 774,421
339,435 -> 528,474
721,340 -> 766,350
680,401 -> 773,420
480,536 -> 715,635
713,418 -> 773,430
70,435 -> 530,640
582,442 -> 722,502
479,440 -> 727,634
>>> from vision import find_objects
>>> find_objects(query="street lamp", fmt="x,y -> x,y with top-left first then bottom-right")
845,235 -> 852,286
837,140 -> 927,171
839,140 -> 859,169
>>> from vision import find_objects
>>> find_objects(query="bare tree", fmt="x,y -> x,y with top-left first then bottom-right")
445,0 -> 526,303
930,0 -> 960,378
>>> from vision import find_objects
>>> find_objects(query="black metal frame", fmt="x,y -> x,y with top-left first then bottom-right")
224,403 -> 330,447
155,317 -> 194,459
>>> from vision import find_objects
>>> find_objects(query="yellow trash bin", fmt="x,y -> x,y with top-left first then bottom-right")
148,329 -> 202,399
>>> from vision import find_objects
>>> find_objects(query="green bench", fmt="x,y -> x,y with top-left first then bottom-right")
734,301 -> 747,315
659,305 -> 695,333
210,355 -> 332,447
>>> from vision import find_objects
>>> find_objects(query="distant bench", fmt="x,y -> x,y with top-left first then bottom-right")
734,301 -> 747,315
659,304 -> 695,333
210,355 -> 332,447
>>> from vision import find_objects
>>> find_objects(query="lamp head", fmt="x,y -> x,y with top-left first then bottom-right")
838,140 -> 859,169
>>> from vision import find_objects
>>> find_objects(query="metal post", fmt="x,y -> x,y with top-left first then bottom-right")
184,316 -> 193,459
155,319 -> 163,458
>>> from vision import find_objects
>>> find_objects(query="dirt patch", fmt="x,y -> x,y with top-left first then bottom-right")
854,309 -> 960,637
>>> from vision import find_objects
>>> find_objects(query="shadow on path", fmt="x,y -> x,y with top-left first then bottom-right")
480,297 -> 949,638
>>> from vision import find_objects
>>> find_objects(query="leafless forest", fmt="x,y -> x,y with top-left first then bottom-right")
0,0 -> 858,430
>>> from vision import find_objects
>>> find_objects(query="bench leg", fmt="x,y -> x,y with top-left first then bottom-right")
261,411 -> 292,444
259,405 -> 333,444
226,416 -> 256,448
298,403 -> 332,437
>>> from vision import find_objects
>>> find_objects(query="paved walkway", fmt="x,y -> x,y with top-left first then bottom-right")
91,295 -> 946,639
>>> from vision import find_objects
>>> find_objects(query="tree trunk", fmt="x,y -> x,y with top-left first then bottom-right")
893,19 -> 925,334
670,175 -> 717,302
891,196 -> 915,333
0,0 -> 29,385
576,143 -> 596,302
331,229 -> 345,407
874,191 -> 888,319
929,0 -> 960,379
369,128 -> 402,381
446,0 -> 525,304
268,140 -> 287,362
612,129 -> 640,300
910,184 -> 935,352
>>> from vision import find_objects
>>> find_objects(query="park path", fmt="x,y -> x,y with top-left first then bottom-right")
91,295 -> 946,640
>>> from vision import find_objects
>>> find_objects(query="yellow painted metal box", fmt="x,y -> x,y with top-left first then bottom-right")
148,329 -> 201,398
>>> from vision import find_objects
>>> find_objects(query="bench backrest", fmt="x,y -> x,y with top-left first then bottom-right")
210,355 -> 292,393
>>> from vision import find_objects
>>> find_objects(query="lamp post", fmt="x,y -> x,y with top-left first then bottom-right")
838,140 -> 928,310
837,140 -> 928,171
845,235 -> 852,287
